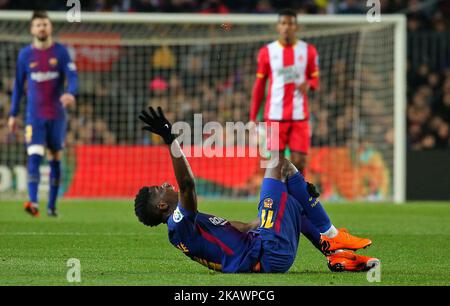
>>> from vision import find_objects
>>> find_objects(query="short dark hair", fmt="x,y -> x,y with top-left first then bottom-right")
31,11 -> 49,23
134,186 -> 161,227
278,8 -> 297,21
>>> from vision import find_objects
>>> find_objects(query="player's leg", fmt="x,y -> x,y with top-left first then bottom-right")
46,150 -> 62,216
256,154 -> 305,273
297,207 -> 380,272
46,119 -> 66,216
279,158 -> 330,251
326,250 -> 380,272
286,121 -> 329,232
281,159 -> 333,234
297,198 -> 365,255
283,160 -> 372,253
265,120 -> 289,168
290,152 -> 307,175
289,120 -> 310,175
299,212 -> 322,251
24,119 -> 46,217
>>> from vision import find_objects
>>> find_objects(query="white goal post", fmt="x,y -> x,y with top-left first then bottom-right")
0,11 -> 406,203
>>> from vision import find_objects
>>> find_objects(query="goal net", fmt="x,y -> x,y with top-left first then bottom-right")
0,12 -> 406,202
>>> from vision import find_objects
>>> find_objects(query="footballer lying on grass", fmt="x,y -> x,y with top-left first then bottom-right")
134,107 -> 380,273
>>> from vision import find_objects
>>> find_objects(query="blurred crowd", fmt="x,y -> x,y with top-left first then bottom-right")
404,0 -> 450,151
0,0 -> 449,150
407,64 -> 450,150
0,0 -> 448,26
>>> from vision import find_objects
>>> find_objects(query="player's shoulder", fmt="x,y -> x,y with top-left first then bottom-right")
258,44 -> 270,53
18,44 -> 32,57
257,43 -> 271,59
167,204 -> 197,228
266,40 -> 280,49
53,42 -> 70,53
299,40 -> 318,52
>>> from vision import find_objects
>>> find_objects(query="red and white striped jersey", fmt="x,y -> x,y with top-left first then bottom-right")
250,39 -> 319,121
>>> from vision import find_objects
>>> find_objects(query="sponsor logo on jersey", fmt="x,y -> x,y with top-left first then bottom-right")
278,65 -> 300,83
29,62 -> 38,68
209,216 -> 228,226
30,71 -> 60,82
173,207 -> 184,223
264,198 -> 273,209
49,58 -> 58,66
176,242 -> 189,253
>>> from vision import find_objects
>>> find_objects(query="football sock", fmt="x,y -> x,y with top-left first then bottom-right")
300,213 -> 322,251
48,160 -> 61,210
287,172 -> 333,233
27,154 -> 42,204
321,224 -> 339,238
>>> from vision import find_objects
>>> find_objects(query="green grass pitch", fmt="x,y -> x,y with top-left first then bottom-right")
1,199 -> 449,285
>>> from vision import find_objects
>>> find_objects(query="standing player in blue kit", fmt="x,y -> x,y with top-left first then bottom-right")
8,11 -> 78,217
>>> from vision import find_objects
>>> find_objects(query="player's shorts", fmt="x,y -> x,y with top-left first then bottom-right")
25,117 -> 67,152
257,178 -> 304,273
266,120 -> 310,154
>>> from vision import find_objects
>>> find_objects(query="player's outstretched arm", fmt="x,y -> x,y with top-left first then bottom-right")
168,138 -> 197,212
139,106 -> 197,212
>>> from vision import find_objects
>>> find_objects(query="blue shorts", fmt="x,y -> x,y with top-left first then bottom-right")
257,178 -> 304,273
25,117 -> 67,152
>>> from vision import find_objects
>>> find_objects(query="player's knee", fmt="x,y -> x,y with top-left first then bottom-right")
291,154 -> 306,173
27,145 -> 45,156
47,150 -> 62,161
281,159 -> 298,179
263,151 -> 285,180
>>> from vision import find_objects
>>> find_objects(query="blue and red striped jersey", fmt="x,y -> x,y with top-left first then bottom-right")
10,42 -> 78,119
167,204 -> 262,273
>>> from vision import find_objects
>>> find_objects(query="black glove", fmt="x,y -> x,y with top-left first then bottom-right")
139,106 -> 175,145
306,182 -> 320,198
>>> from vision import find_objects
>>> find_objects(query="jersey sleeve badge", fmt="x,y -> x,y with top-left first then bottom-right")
264,198 -> 273,209
173,206 -> 184,223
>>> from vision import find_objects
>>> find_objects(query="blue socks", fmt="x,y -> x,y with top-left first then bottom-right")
27,154 -> 42,204
287,172 -> 332,233
300,213 -> 322,250
27,155 -> 61,210
48,160 -> 61,210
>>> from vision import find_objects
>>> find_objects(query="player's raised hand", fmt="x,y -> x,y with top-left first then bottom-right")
60,93 -> 76,108
139,106 -> 175,145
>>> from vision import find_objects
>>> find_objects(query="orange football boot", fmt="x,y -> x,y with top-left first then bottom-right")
327,250 -> 380,272
320,228 -> 372,254
24,201 -> 40,217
